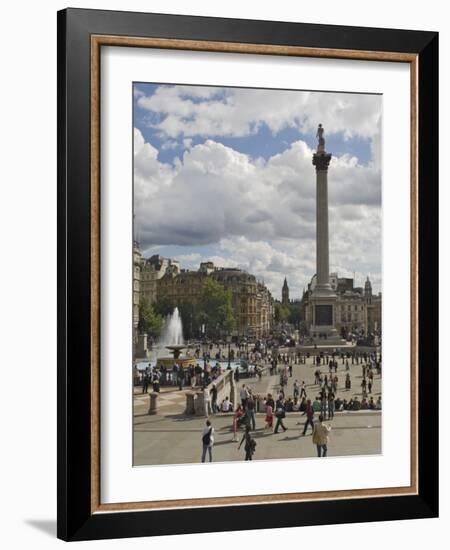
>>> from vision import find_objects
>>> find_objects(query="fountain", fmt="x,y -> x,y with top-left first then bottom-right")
155,307 -> 197,370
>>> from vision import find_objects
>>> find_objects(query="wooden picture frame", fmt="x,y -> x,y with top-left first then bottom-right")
57,8 -> 438,541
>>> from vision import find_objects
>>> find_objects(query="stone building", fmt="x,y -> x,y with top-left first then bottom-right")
140,254 -> 180,305
133,241 -> 142,338
256,283 -> 273,337
157,268 -> 206,306
157,263 -> 273,338
365,277 -> 383,335
301,273 -> 382,339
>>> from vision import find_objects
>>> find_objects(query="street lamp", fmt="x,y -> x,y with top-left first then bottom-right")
226,335 -> 232,369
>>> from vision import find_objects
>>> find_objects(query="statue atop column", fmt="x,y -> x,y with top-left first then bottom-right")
313,123 -> 331,170
316,123 -> 326,153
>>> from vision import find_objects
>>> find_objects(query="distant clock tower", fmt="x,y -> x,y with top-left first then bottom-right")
282,277 -> 290,305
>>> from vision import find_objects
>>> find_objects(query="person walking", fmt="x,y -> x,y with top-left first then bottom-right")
142,372 -> 149,394
238,425 -> 256,461
152,372 -> 160,393
300,381 -> 307,399
246,393 -> 256,431
327,392 -> 335,420
345,373 -> 351,390
172,363 -> 178,386
232,405 -> 244,442
265,393 -> 275,411
177,366 -> 185,390
293,380 -> 300,399
203,386 -> 211,417
312,415 -> 331,457
302,399 -> 315,436
274,396 -> 288,433
320,393 -> 327,419
201,419 -> 214,463
314,368 -> 321,385
331,375 -> 338,393
264,401 -> 274,432
240,384 -> 249,408
210,383 -> 218,413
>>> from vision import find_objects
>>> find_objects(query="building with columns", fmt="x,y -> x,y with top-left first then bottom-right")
301,273 -> 382,338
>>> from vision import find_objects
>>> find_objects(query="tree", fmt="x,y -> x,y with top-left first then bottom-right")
139,299 -> 163,338
287,304 -> 302,326
176,301 -> 198,341
153,295 -> 175,317
274,302 -> 290,323
198,278 -> 235,338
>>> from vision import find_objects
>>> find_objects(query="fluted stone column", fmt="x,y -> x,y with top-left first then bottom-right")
313,153 -> 332,292
309,124 -> 342,343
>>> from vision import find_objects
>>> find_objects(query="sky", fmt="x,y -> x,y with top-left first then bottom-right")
133,83 -> 382,300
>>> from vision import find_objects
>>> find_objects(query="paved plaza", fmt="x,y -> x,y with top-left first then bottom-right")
133,350 -> 382,465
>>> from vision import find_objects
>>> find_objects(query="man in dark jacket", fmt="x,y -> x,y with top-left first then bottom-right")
274,396 -> 287,433
302,399 -> 315,435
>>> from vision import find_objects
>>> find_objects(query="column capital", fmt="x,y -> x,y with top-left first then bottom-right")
313,152 -> 332,171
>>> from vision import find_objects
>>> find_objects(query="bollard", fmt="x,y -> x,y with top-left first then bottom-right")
185,392 -> 196,415
257,397 -> 266,413
148,392 -> 158,415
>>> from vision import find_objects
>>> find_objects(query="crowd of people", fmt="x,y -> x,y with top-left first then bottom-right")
138,359 -> 230,393
198,348 -> 382,463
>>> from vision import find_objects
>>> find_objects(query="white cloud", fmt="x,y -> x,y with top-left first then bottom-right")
134,128 -> 381,297
137,86 -> 382,147
160,139 -> 179,151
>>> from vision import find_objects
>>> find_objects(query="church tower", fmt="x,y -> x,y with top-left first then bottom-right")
282,277 -> 290,305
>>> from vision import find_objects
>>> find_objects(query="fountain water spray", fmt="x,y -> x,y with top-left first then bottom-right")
160,307 -> 184,348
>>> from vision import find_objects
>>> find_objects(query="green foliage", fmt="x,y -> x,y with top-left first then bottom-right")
153,295 -> 175,317
139,299 -> 163,338
274,302 -> 290,322
155,278 -> 235,339
198,278 -> 235,337
274,302 -> 302,326
287,304 -> 302,326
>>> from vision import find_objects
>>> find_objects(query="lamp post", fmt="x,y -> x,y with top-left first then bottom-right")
227,335 -> 232,369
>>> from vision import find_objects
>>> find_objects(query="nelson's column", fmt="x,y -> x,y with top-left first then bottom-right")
309,124 -> 342,342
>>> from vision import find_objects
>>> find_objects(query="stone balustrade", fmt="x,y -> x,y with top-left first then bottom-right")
185,368 -> 237,416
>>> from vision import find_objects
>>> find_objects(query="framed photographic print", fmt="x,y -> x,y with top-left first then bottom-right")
57,8 -> 439,541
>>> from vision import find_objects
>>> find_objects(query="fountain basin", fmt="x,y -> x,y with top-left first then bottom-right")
156,355 -> 197,370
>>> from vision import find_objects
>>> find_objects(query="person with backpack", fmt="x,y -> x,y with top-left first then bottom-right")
238,425 -> 256,461
201,419 -> 214,463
